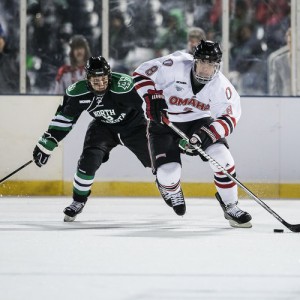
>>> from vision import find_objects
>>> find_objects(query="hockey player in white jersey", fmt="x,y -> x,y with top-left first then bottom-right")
133,40 -> 252,228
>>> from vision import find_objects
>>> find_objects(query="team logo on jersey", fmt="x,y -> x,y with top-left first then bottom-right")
169,96 -> 210,111
162,59 -> 173,66
67,83 -> 76,91
118,76 -> 131,90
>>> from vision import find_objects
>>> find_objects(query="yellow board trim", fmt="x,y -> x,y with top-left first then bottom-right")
0,181 -> 300,199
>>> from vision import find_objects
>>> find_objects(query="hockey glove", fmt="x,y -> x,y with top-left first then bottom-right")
179,139 -> 198,156
179,126 -> 217,155
33,132 -> 58,167
190,126 -> 218,150
143,89 -> 168,123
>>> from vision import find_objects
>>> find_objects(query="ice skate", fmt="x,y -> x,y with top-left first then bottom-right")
170,189 -> 186,216
156,180 -> 186,216
63,200 -> 86,222
215,192 -> 252,228
156,180 -> 172,207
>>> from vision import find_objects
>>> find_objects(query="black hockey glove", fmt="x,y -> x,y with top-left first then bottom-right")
179,126 -> 217,156
143,89 -> 168,124
33,132 -> 58,167
190,126 -> 218,149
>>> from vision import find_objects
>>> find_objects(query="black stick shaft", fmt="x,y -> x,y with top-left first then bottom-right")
0,160 -> 33,184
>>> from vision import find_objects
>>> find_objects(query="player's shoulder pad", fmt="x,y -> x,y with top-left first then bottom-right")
110,72 -> 134,94
66,80 -> 90,97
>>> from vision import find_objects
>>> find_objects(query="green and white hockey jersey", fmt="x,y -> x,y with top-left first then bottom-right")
46,72 -> 145,143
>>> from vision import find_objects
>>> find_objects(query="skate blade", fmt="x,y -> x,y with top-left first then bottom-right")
64,214 -> 77,222
228,219 -> 252,228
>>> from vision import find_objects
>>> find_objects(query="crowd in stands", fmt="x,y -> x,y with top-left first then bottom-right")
0,0 -> 291,96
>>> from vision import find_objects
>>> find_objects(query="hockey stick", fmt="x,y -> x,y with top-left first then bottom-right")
162,115 -> 300,233
0,160 -> 33,184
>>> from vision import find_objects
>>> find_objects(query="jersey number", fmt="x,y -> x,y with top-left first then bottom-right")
145,66 -> 158,76
225,87 -> 232,100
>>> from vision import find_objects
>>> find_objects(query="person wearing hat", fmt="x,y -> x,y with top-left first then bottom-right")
53,35 -> 91,94
186,27 -> 206,54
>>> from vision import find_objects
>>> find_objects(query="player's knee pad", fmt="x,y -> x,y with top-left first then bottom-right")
206,144 -> 237,191
157,162 -> 181,186
77,147 -> 109,174
206,143 -> 235,173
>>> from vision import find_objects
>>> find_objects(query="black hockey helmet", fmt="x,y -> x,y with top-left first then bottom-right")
85,56 -> 112,95
192,40 -> 222,84
193,40 -> 222,62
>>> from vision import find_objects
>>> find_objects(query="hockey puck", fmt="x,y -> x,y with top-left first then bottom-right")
273,229 -> 284,233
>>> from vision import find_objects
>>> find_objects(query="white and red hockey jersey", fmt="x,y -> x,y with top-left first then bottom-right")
133,51 -> 241,139
54,65 -> 86,94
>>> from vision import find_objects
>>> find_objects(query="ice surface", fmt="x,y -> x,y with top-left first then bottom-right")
0,197 -> 300,300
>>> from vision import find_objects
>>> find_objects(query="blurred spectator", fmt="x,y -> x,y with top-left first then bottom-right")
0,23 -> 29,94
126,1 -> 157,48
154,8 -> 187,56
192,0 -> 214,32
268,27 -> 291,96
26,1 -> 66,93
185,27 -> 206,54
230,22 -> 268,95
53,35 -> 91,94
109,10 -> 135,73
124,1 -> 158,74
255,0 -> 290,53
209,0 -> 222,34
230,0 -> 253,45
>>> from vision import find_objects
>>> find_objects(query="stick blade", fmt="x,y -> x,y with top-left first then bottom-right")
287,224 -> 300,233
283,221 -> 300,233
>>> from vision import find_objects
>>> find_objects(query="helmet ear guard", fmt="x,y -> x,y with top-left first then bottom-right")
85,56 -> 112,95
192,40 -> 222,84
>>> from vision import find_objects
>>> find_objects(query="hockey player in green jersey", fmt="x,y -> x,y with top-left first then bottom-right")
33,56 -> 151,222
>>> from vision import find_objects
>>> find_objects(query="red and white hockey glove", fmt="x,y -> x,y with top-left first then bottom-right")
143,89 -> 168,123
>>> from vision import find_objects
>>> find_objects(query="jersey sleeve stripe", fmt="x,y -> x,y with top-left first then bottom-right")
225,114 -> 237,127
133,72 -> 155,91
134,80 -> 155,90
209,124 -> 222,140
216,119 -> 229,136
218,117 -> 233,133
49,121 -> 73,128
219,115 -> 236,131
55,114 -> 74,122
